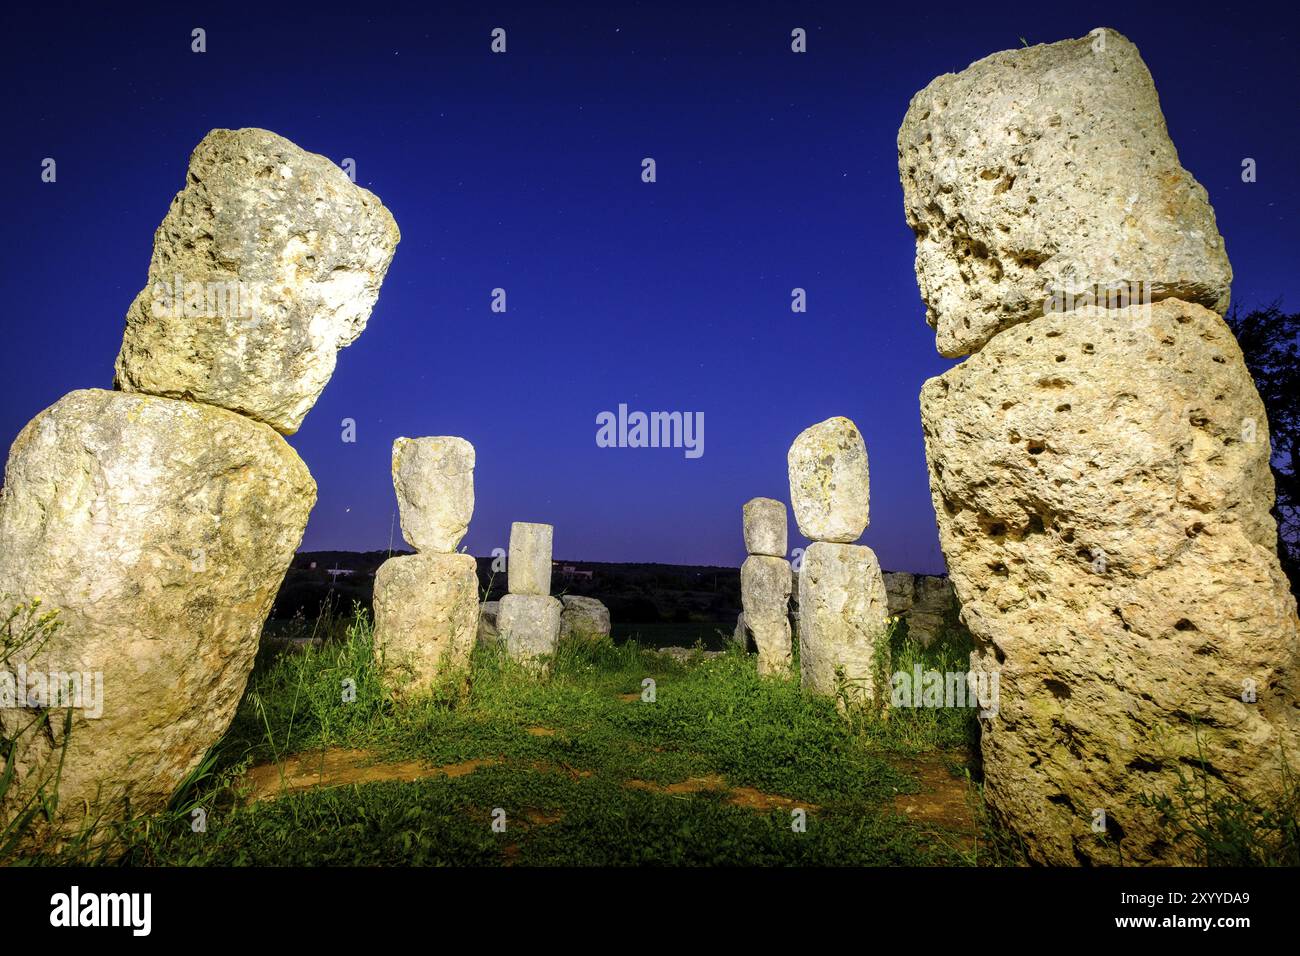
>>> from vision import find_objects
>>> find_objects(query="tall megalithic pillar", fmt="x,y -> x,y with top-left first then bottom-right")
788,417 -> 891,710
898,29 -> 1298,863
740,497 -> 793,677
498,522 -> 563,670
0,128 -> 400,844
373,437 -> 480,696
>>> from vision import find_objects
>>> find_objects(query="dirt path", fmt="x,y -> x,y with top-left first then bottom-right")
239,749 -> 498,802
889,752 -> 979,852
240,745 -> 811,815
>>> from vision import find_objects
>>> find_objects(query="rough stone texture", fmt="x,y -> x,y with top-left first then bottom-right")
731,612 -> 752,650
392,436 -> 474,553
787,417 -> 870,543
741,555 -> 793,676
477,600 -> 500,645
898,29 -> 1232,357
743,497 -> 787,557
0,389 -> 314,835
920,299 -> 1300,864
114,128 -> 401,434
908,576 -> 957,648
372,552 -> 478,694
883,571 -> 958,647
508,522 -> 553,596
798,542 -> 890,708
559,595 -> 611,643
497,593 -> 563,665
883,571 -> 916,615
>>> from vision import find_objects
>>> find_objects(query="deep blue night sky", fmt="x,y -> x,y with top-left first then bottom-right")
2,2 -> 1297,572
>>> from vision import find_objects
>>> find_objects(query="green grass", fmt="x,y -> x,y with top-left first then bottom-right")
80,604 -> 988,866
23,601 -> 1295,867
857,619 -> 983,754
1137,734 -> 1300,866
1,599 -> 75,863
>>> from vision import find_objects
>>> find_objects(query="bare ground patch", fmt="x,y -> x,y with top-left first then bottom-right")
889,752 -> 978,851
625,774 -> 815,813
240,748 -> 498,802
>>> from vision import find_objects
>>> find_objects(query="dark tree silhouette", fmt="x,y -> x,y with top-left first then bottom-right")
1225,303 -> 1299,598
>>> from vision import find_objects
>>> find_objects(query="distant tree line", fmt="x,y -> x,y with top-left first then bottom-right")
1227,303 -> 1299,598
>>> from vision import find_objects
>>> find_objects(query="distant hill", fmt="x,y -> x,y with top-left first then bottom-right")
275,551 -> 744,635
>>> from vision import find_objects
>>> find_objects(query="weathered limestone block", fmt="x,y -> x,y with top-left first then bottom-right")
508,522 -> 553,596
0,389 -> 314,835
883,571 -> 916,615
920,299 -> 1300,864
898,29 -> 1232,357
392,436 -> 474,553
798,542 -> 890,707
743,497 -> 787,557
559,595 -> 611,643
477,600 -> 500,645
741,555 -> 793,676
372,552 -> 478,694
114,127 -> 401,433
908,576 -> 956,648
787,417 -> 870,543
498,593 -> 563,665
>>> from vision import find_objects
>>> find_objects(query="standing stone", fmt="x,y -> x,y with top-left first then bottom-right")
798,542 -> 891,708
741,555 -> 793,676
742,497 -> 787,557
392,436 -> 474,553
508,522 -> 553,596
902,30 -> 1295,865
498,594 -> 563,665
477,600 -> 501,645
114,128 -> 401,434
0,390 -> 314,834
559,595 -> 612,643
372,552 -> 478,694
919,298 -> 1300,863
898,29 -> 1231,358
787,417 -> 870,543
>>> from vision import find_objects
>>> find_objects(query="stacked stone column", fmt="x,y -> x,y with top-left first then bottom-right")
0,128 -> 399,837
373,437 -> 479,695
497,522 -> 563,667
787,417 -> 890,709
740,498 -> 792,676
899,30 -> 1299,863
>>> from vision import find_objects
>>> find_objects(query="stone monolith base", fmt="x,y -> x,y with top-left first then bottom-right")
0,389 -> 314,839
373,551 -> 479,695
798,542 -> 890,708
920,299 -> 1300,864
498,593 -> 563,666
